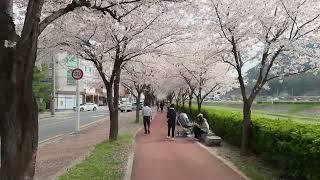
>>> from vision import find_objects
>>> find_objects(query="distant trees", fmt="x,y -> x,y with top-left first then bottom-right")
246,66 -> 320,96
121,60 -> 153,123
33,65 -> 51,112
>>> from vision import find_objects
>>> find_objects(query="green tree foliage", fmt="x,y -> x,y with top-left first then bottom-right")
33,65 -> 51,112
246,66 -> 320,96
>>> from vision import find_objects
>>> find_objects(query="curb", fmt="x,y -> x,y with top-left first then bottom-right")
38,114 -> 73,122
123,126 -> 142,180
196,142 -> 251,180
39,134 -> 63,144
53,147 -> 94,179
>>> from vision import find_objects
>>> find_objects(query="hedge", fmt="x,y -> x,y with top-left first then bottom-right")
177,106 -> 320,180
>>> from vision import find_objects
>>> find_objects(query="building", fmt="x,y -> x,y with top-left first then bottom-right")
51,52 -> 107,110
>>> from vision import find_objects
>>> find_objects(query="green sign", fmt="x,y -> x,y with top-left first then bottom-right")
65,55 -> 77,86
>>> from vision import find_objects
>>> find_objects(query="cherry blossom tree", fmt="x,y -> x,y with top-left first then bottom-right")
51,2 -> 186,140
121,59 -> 154,123
158,28 -> 235,113
208,0 -> 320,154
177,54 -> 233,113
0,0 -> 184,178
174,87 -> 189,107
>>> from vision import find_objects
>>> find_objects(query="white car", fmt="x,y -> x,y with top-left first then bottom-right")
119,103 -> 133,112
132,102 -> 143,110
73,103 -> 98,112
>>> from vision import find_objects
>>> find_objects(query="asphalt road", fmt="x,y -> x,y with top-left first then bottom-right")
39,108 -> 109,142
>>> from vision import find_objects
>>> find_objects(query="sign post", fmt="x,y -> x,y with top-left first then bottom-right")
50,56 -> 56,116
72,62 -> 83,132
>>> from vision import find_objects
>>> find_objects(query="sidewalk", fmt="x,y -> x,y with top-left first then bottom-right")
131,113 -> 245,180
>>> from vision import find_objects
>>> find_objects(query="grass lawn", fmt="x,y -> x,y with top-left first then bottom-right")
58,134 -> 133,180
204,103 -> 320,124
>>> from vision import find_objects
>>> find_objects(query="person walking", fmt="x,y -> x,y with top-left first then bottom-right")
142,103 -> 152,134
167,104 -> 176,140
157,102 -> 160,112
160,102 -> 164,113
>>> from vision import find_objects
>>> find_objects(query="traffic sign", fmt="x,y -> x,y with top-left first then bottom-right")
72,68 -> 83,80
40,79 -> 49,83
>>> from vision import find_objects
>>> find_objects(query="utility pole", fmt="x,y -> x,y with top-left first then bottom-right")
75,58 -> 80,132
50,55 -> 56,116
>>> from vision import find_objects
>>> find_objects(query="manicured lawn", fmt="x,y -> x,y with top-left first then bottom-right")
59,134 -> 133,180
204,103 -> 320,124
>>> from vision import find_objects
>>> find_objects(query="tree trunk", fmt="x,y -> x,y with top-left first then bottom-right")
175,98 -> 179,108
182,99 -> 186,109
168,95 -> 174,105
188,94 -> 192,116
143,85 -> 152,106
109,69 -> 121,140
135,92 -> 141,123
0,0 -> 43,178
240,101 -> 252,155
0,74 -> 38,179
105,84 -> 115,139
196,96 -> 201,113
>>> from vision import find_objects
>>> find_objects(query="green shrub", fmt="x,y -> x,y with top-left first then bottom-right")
178,106 -> 320,180
36,98 -> 46,112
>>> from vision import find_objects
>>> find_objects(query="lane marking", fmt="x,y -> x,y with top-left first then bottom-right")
91,114 -> 106,118
39,116 -> 73,123
80,119 -> 106,129
39,134 -> 63,144
56,117 -> 73,120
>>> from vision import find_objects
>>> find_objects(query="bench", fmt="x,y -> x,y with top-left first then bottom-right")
200,132 -> 222,146
204,136 -> 222,146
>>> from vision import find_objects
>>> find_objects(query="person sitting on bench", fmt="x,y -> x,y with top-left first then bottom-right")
192,113 -> 209,139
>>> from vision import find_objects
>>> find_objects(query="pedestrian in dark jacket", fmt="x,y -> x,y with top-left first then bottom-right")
166,104 -> 176,140
160,102 -> 164,112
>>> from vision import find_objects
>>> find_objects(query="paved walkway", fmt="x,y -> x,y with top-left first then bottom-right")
131,112 -> 245,180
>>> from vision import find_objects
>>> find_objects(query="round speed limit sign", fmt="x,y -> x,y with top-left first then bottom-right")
72,68 -> 83,80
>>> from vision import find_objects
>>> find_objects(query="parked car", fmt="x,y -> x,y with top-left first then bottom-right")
132,102 -> 143,110
119,102 -> 133,112
73,103 -> 98,112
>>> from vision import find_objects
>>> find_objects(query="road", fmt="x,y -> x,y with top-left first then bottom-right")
0,108 -> 109,162
39,108 -> 109,142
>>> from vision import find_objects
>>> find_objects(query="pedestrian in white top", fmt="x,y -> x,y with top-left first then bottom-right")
142,102 -> 152,134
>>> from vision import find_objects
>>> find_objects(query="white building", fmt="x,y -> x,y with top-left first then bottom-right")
51,52 -> 107,110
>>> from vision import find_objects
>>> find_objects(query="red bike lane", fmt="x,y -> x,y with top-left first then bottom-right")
131,112 -> 245,180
